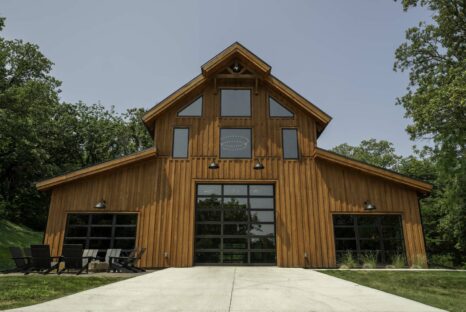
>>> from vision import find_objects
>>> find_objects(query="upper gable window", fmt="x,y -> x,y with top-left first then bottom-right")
221,89 -> 251,117
178,97 -> 202,117
172,128 -> 189,158
269,97 -> 293,117
282,128 -> 298,159
220,128 -> 252,158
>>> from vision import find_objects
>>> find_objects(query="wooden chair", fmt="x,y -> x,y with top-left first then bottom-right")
58,244 -> 96,275
25,245 -> 60,275
109,248 -> 146,273
1,247 -> 31,273
105,249 -> 122,272
83,249 -> 99,266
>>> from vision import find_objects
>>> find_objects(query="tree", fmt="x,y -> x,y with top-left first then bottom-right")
0,17 -> 62,228
331,139 -> 402,171
0,18 -> 152,229
395,0 -> 466,261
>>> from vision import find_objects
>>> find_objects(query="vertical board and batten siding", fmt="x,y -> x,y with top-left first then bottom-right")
43,78 -> 426,268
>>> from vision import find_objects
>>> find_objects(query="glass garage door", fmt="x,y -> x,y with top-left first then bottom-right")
64,213 -> 137,258
195,184 -> 276,265
333,214 -> 406,265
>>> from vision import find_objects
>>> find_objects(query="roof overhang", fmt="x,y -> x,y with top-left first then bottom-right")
142,42 -> 332,131
315,148 -> 432,195
36,147 -> 157,191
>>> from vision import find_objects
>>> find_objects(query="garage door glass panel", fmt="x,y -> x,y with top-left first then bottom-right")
196,238 -> 221,249
250,211 -> 274,223
224,185 -> 248,196
249,185 -> 274,196
195,184 -> 276,265
198,185 -> 222,196
333,214 -> 405,265
249,198 -> 274,209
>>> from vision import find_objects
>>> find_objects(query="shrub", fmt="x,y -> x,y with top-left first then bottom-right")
339,251 -> 357,269
411,253 -> 428,269
391,253 -> 406,268
360,252 -> 378,269
429,254 -> 454,268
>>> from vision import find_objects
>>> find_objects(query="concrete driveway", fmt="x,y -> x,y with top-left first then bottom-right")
9,267 -> 444,312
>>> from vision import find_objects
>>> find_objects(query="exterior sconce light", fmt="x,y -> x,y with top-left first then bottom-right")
208,160 -> 219,169
363,201 -> 376,211
164,252 -> 169,259
95,199 -> 106,209
253,160 -> 264,170
304,252 -> 308,259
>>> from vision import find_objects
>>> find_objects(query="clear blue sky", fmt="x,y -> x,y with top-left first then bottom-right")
1,0 -> 432,155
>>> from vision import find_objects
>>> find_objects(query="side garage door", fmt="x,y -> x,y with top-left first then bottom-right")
333,214 -> 406,265
195,184 -> 276,265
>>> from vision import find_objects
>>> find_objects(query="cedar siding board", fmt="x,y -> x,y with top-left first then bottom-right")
39,43 -> 430,268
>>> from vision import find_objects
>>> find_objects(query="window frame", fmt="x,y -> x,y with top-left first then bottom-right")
172,127 -> 189,159
219,88 -> 252,117
219,128 -> 253,159
177,96 -> 203,117
281,128 -> 299,160
268,96 -> 294,118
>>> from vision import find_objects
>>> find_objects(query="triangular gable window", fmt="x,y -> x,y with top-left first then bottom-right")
178,97 -> 202,116
269,97 -> 293,117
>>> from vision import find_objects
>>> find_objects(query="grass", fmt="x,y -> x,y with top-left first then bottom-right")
0,220 -> 43,270
321,270 -> 466,312
0,276 -> 126,310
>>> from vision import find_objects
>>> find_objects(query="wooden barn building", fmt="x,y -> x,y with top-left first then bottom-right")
37,43 -> 432,268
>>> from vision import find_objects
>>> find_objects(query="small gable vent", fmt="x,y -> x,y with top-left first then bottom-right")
269,97 -> 294,117
178,97 -> 202,117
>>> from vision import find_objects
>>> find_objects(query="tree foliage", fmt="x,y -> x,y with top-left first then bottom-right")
394,0 -> 466,261
0,19 -> 152,229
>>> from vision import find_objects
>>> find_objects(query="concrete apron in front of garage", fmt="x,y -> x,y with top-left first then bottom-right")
8,267 -> 445,312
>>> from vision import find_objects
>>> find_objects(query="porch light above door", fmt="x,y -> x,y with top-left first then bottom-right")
253,160 -> 264,170
208,160 -> 219,169
95,199 -> 106,209
363,200 -> 376,211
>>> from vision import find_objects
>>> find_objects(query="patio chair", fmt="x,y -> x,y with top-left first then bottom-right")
25,244 -> 61,275
58,244 -> 96,275
83,249 -> 99,266
1,247 -> 31,273
105,249 -> 122,272
109,248 -> 146,273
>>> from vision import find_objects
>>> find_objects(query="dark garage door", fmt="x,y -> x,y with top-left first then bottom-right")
195,184 -> 276,265
333,214 -> 406,265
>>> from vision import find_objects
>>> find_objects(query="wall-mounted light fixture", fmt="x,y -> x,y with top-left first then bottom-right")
95,199 -> 106,209
208,160 -> 219,169
253,160 -> 264,170
363,200 -> 376,211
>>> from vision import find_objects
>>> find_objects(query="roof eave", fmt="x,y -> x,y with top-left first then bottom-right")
36,147 -> 157,191
314,148 -> 432,194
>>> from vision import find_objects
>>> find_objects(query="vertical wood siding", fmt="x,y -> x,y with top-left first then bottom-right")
43,79 -> 426,268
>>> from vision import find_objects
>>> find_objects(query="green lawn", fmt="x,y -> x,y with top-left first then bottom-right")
0,276 -> 126,310
0,220 -> 43,270
321,270 -> 466,312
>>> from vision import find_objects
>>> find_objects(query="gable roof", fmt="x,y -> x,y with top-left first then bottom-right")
315,148 -> 432,194
142,42 -> 332,131
36,148 -> 157,191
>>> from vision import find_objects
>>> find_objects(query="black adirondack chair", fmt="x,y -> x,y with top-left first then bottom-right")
25,245 -> 61,275
1,247 -> 31,273
58,244 -> 96,275
109,248 -> 146,273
